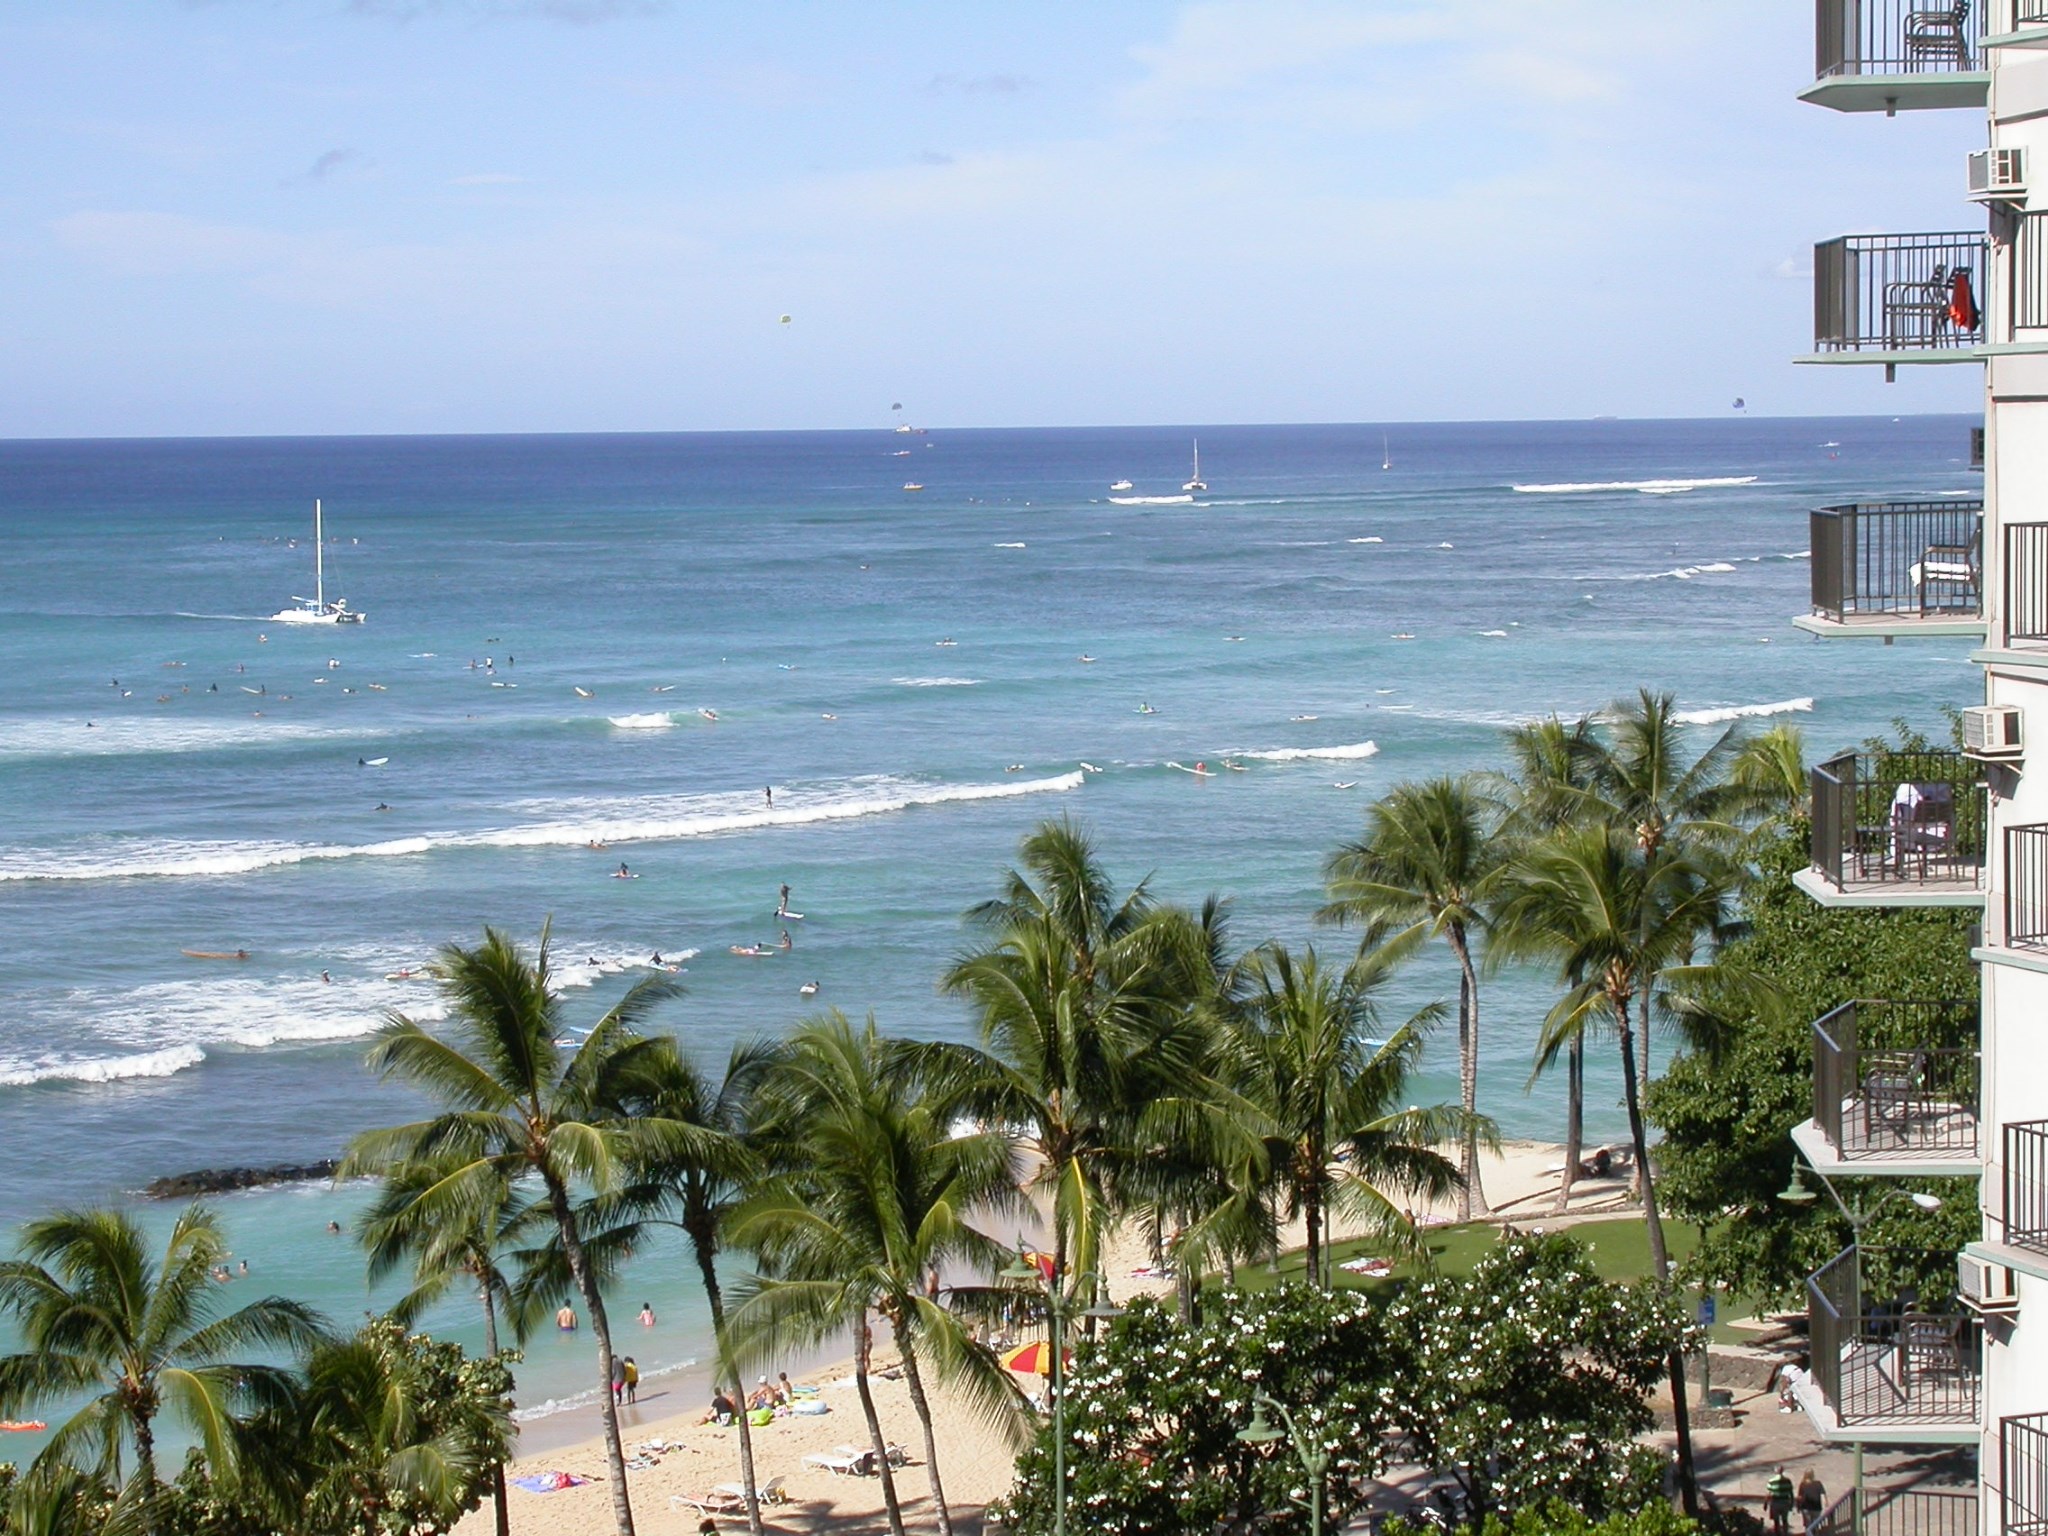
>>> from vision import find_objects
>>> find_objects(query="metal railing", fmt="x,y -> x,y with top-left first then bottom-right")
2006,825 -> 2048,947
1812,1001 -> 1978,1160
1816,234 -> 1989,354
2017,213 -> 2048,336
2005,1121 -> 2048,1253
1810,501 -> 1982,621
2007,525 -> 2048,644
1810,750 -> 1985,889
1857,1489 -> 1979,1536
1808,1246 -> 1981,1426
1818,0 -> 1983,74
2018,0 -> 2048,28
2005,1412 -> 2048,1536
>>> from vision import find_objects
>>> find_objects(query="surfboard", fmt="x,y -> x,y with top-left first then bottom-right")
1166,762 -> 1214,777
775,910 -> 805,921
182,950 -> 250,961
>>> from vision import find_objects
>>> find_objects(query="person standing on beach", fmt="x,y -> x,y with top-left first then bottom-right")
623,1357 -> 639,1404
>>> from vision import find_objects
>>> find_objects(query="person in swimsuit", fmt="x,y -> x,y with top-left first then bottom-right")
556,1302 -> 577,1332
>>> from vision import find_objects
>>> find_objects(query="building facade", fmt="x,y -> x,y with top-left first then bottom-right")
1792,6 -> 2048,1532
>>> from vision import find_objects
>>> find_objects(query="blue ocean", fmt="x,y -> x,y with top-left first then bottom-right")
0,416 -> 1976,1429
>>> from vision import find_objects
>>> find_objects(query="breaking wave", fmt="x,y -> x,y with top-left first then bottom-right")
1235,741 -> 1380,763
1512,476 -> 1759,494
1672,697 -> 1814,726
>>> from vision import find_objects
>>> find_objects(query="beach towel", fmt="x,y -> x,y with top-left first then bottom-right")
511,1472 -> 590,1494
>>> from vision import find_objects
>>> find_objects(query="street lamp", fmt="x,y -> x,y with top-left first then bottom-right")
1002,1249 -> 1122,1536
1235,1391 -> 1330,1536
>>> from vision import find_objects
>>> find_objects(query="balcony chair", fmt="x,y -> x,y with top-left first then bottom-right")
1898,1312 -> 1966,1389
1885,265 -> 1955,350
1858,1049 -> 1929,1143
1911,527 -> 1981,615
1902,1 -> 1971,69
1888,781 -> 1955,878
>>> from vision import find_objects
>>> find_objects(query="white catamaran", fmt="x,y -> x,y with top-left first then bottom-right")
1182,439 -> 1208,493
271,500 -> 364,625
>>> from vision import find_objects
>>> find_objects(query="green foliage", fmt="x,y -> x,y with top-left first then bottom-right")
991,1233 -> 1684,1535
1647,827 -> 1980,1302
1381,1499 -> 1708,1536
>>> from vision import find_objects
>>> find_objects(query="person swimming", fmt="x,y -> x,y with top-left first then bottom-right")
778,929 -> 793,951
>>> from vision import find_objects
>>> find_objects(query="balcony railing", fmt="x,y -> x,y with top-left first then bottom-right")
2006,525 -> 2048,645
2004,1121 -> 2048,1254
1808,1246 -> 1981,1427
1816,234 -> 1988,355
2006,826 -> 2048,946
1818,0 -> 1984,75
2018,1 -> 2048,28
1836,1489 -> 1979,1536
2004,1412 -> 2048,1536
1811,750 -> 1985,892
1812,1001 -> 1978,1161
1810,501 -> 1982,622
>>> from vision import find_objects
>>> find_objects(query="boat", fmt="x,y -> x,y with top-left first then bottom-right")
271,501 -> 364,624
1109,479 -> 1133,491
903,482 -> 925,492
1182,440 -> 1207,493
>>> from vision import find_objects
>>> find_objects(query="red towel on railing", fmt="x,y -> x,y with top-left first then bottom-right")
1949,270 -> 1980,331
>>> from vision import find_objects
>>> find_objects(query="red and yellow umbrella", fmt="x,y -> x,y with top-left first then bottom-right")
1002,1340 -> 1067,1377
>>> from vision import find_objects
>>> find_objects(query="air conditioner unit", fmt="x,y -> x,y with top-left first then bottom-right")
1960,1254 -> 2019,1314
1963,704 -> 2023,758
1968,147 -> 2027,202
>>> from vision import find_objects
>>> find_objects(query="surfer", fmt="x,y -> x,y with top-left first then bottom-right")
321,970 -> 331,984
1195,761 -> 1206,775
800,980 -> 820,997
651,951 -> 662,965
374,802 -> 390,812
615,862 -> 633,879
779,929 -> 793,951
778,883 -> 791,915
764,785 -> 773,809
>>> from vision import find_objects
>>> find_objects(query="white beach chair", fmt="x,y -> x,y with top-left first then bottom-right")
713,1475 -> 788,1505
802,1448 -> 869,1477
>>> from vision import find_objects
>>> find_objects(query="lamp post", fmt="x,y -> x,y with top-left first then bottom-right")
1002,1250 -> 1121,1536
1235,1392 -> 1329,1536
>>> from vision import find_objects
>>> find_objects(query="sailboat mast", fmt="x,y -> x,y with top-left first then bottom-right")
314,500 -> 324,610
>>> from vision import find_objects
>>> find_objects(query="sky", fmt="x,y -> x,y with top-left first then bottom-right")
0,0 -> 1991,437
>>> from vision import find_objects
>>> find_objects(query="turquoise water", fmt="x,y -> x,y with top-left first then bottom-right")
0,417 -> 1978,1429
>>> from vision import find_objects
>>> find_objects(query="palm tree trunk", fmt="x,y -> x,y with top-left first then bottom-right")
1448,924 -> 1489,1219
1304,1181 -> 1322,1291
1554,1033 -> 1584,1216
896,1324 -> 953,1536
480,1285 -> 509,1536
546,1176 -> 637,1536
690,1238 -> 763,1536
855,1316 -> 908,1536
132,1407 -> 157,1493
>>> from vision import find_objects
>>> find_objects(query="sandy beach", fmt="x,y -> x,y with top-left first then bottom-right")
462,1140 -> 1630,1535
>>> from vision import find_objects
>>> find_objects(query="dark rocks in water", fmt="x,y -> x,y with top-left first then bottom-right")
145,1160 -> 339,1200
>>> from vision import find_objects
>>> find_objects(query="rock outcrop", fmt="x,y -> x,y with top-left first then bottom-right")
144,1160 -> 339,1199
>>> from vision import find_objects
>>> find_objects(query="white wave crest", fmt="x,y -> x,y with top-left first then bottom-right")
1513,476 -> 1759,495
1672,697 -> 1814,726
1235,741 -> 1380,763
1623,561 -> 1741,581
1348,537 -> 1384,544
891,677 -> 982,687
1108,494 -> 1195,506
607,712 -> 676,729
0,717 -> 392,762
0,774 -> 1086,884
513,1356 -> 701,1422
0,1045 -> 207,1088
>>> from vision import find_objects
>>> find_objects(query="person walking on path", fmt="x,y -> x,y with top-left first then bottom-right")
1796,1469 -> 1828,1535
1766,1468 -> 1795,1536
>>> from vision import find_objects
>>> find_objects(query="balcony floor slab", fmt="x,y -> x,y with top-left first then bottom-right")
1790,1371 -> 1980,1444
1794,868 -> 1985,909
1794,614 -> 1986,640
1798,73 -> 1989,111
1790,1118 -> 1981,1180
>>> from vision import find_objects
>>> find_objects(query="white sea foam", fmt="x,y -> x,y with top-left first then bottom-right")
1348,537 -> 1384,544
512,1356 -> 701,1422
1672,697 -> 1814,726
891,677 -> 982,687
1108,495 -> 1195,506
607,712 -> 676,729
0,774 -> 1086,884
993,542 -> 1027,549
1235,741 -> 1380,763
0,717 -> 393,761
1623,561 -> 1742,581
0,1045 -> 207,1088
1512,476 -> 1759,495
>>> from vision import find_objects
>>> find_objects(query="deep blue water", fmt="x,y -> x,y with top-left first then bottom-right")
0,416 -> 1978,1423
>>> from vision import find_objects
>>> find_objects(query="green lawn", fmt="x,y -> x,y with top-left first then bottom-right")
1228,1219 -> 1759,1344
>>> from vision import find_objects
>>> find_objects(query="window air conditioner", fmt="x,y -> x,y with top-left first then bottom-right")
1963,704 -> 2023,758
1968,147 -> 2027,202
1960,1254 -> 2018,1314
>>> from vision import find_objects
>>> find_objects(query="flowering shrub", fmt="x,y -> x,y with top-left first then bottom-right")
991,1231 -> 1685,1534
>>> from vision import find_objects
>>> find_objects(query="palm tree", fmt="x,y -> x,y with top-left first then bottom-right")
2,1464 -> 153,1536
1320,775 -> 1502,1218
574,1038 -> 783,1536
1489,825 -> 1736,1517
1209,944 -> 1470,1286
1730,723 -> 1809,825
934,818 -> 1216,1289
728,1012 -> 1026,1536
344,925 -> 680,1536
359,1160 -> 533,1536
0,1205 -> 325,1505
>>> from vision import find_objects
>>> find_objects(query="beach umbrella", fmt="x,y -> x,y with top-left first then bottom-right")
1002,1340 -> 1065,1376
